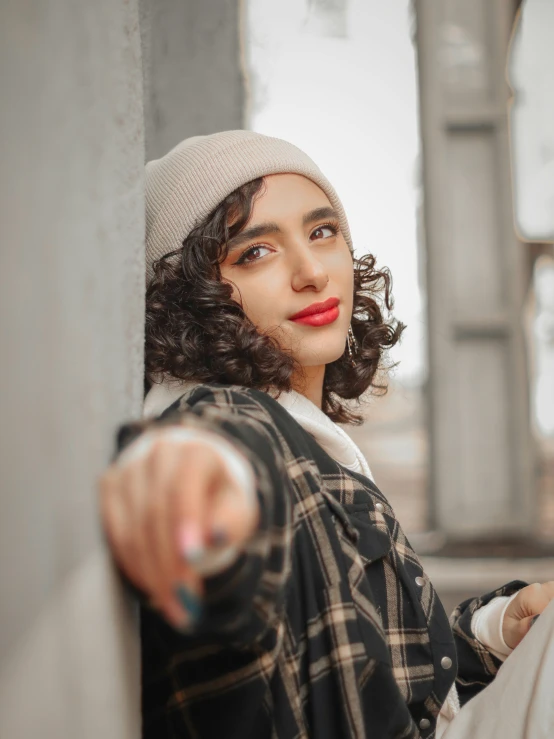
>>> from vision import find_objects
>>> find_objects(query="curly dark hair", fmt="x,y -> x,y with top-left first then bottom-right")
145,177 -> 404,424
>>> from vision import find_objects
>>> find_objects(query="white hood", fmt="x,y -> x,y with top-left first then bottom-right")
143,381 -> 373,481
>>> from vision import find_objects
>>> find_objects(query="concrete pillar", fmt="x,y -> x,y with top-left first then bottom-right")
140,0 -> 246,161
0,2 -> 144,736
414,0 -> 535,541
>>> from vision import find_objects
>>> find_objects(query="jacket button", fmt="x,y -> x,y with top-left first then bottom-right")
441,656 -> 453,670
375,502 -> 384,512
419,718 -> 431,730
415,576 -> 425,586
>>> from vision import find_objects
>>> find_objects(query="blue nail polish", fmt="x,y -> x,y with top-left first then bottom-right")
174,585 -> 203,622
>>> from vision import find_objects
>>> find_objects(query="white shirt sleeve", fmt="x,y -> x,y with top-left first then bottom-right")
117,427 -> 257,576
471,592 -> 519,661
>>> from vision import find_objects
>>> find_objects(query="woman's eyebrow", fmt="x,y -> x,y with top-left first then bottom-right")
227,207 -> 339,254
227,222 -> 281,253
302,206 -> 338,225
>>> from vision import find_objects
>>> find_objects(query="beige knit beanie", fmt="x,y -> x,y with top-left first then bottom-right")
145,130 -> 353,284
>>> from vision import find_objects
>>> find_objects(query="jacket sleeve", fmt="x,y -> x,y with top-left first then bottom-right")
114,383 -> 296,647
450,579 -> 527,706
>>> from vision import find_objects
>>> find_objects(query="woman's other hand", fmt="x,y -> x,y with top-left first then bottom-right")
502,581 -> 554,649
99,431 -> 259,631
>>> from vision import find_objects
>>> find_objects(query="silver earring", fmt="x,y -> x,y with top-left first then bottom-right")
346,324 -> 358,364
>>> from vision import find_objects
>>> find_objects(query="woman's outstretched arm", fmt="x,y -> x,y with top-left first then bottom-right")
99,383 -> 295,645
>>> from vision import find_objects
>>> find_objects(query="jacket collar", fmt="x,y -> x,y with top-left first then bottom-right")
143,380 -> 373,481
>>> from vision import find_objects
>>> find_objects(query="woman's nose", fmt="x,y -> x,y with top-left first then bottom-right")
290,248 -> 329,292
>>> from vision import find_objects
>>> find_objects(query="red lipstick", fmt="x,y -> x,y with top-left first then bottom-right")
289,297 -> 340,327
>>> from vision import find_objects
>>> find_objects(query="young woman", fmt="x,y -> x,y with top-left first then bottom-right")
100,130 -> 554,739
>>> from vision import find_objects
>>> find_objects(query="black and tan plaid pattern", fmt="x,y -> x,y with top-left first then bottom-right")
118,384 -> 526,739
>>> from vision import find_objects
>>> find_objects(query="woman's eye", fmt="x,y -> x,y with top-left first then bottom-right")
236,245 -> 271,265
311,224 -> 338,240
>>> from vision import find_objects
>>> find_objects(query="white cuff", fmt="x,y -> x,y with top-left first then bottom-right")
117,427 -> 257,575
471,592 -> 519,661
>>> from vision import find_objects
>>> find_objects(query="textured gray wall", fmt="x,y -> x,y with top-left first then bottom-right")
140,0 -> 246,161
0,1 -> 144,736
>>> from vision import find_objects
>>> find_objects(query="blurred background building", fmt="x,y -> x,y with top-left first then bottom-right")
1,0 -> 552,736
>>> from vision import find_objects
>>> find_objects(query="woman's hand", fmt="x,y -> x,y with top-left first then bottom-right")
502,581 -> 554,649
99,432 -> 259,630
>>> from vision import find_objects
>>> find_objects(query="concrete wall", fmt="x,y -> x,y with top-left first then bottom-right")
0,0 -> 247,735
0,2 -> 145,736
140,0 -> 245,161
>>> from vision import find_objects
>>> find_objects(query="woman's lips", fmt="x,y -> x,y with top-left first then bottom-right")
289,297 -> 340,327
291,306 -> 340,326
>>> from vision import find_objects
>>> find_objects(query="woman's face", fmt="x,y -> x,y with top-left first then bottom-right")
219,174 -> 354,369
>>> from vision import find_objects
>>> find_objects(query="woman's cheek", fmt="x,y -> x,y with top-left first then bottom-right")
234,286 -> 274,329
327,250 -> 354,294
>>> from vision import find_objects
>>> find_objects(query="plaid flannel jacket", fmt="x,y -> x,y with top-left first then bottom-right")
117,383 -> 525,739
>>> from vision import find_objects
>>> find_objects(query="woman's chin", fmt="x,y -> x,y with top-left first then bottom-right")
294,339 -> 348,368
